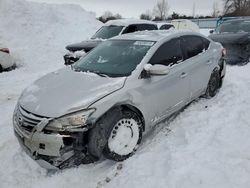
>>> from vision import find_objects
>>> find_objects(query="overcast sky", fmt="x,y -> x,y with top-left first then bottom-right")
28,0 -> 223,18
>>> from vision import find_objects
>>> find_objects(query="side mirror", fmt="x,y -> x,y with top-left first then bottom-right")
209,30 -> 214,34
144,64 -> 170,76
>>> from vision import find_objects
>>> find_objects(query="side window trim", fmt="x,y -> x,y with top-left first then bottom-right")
180,36 -> 189,60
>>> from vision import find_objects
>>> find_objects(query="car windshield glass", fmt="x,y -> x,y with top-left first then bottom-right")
217,20 -> 250,33
91,25 -> 124,39
73,40 -> 155,77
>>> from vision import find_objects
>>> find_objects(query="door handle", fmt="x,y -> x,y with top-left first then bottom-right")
206,60 -> 213,65
180,72 -> 187,78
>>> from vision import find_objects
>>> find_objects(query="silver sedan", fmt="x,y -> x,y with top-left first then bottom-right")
13,30 -> 226,169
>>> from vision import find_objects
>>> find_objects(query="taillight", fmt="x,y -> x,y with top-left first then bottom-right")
0,48 -> 10,54
222,48 -> 226,57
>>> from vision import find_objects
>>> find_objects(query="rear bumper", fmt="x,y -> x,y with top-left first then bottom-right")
225,57 -> 249,65
224,44 -> 249,65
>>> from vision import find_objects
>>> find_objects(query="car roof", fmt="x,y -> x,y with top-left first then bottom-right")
111,30 -> 204,42
105,19 -> 157,27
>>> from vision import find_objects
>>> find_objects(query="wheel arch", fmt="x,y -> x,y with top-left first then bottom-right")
119,104 -> 145,132
92,103 -> 145,132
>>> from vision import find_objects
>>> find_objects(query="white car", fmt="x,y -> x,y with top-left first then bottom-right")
0,46 -> 15,72
171,19 -> 200,33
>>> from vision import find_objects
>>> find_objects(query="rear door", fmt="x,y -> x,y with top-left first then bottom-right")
180,35 -> 212,99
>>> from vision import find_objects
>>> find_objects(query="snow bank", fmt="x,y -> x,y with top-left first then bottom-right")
0,0 -> 102,107
0,0 -> 101,68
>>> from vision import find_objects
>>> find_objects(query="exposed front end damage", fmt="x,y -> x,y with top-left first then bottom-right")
13,68 -> 127,169
13,105 -> 94,170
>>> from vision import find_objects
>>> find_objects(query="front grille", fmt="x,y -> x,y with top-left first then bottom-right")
16,106 -> 48,133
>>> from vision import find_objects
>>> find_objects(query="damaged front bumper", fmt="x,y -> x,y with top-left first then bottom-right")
13,106 -> 90,170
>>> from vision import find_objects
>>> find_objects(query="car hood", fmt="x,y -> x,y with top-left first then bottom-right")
209,32 -> 250,44
65,40 -> 102,52
19,68 -> 126,118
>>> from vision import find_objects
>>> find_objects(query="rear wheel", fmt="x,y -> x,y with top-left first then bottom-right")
204,69 -> 220,98
0,65 -> 3,73
88,108 -> 143,161
218,59 -> 225,88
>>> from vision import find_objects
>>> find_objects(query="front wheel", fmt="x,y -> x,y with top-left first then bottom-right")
88,108 -> 143,161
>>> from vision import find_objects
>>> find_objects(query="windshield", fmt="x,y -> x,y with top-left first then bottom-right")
217,20 -> 250,33
73,40 -> 154,77
91,25 -> 124,39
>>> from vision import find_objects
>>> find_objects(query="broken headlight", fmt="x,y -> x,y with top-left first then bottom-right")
46,109 -> 95,132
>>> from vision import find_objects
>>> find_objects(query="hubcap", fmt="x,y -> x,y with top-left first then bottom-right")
108,118 -> 140,156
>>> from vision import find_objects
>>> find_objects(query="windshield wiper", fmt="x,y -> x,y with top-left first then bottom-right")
92,71 -> 110,78
89,71 -> 109,77
72,67 -> 110,77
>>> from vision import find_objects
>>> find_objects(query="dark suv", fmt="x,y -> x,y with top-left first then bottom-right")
209,18 -> 250,65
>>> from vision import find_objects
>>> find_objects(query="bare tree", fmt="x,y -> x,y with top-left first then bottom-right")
153,0 -> 170,20
223,0 -> 250,16
114,13 -> 122,19
98,11 -> 122,23
212,1 -> 220,17
101,11 -> 113,20
140,10 -> 153,20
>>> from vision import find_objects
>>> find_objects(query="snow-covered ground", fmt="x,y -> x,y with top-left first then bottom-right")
1,0 -> 250,187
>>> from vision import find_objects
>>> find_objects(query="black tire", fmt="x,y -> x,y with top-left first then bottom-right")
204,69 -> 220,98
0,65 -> 3,73
218,59 -> 225,88
88,108 -> 143,161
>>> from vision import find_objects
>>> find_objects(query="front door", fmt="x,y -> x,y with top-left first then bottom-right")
136,38 -> 190,127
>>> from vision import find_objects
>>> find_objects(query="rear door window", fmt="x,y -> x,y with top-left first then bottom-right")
123,25 -> 138,34
181,36 -> 205,59
160,24 -> 174,30
149,38 -> 183,66
137,24 -> 157,31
